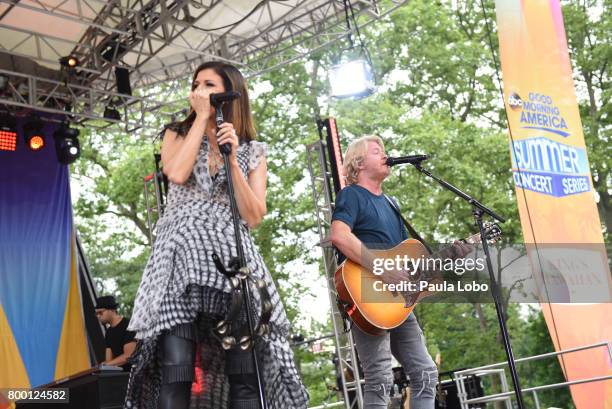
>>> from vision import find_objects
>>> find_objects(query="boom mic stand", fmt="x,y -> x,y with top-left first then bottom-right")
408,159 -> 525,409
212,99 -> 268,409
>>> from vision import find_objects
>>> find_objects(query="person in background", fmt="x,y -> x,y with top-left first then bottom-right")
95,295 -> 136,370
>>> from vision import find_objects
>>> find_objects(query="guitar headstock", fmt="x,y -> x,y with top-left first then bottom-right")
463,222 -> 503,245
483,221 -> 502,244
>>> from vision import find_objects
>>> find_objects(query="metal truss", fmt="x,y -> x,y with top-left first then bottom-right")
0,68 -> 184,132
134,0 -> 408,85
306,140 -> 364,409
143,169 -> 165,245
0,0 -> 407,131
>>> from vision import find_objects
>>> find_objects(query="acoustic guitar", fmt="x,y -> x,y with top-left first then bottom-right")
334,223 -> 501,335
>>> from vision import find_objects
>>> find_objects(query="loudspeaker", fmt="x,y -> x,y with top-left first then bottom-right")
435,374 -> 485,409
115,67 -> 132,96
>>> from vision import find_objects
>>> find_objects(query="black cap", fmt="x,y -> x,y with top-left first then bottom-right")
96,295 -> 119,310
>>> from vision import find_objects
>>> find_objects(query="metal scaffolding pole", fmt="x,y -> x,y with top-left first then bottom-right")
306,140 -> 364,409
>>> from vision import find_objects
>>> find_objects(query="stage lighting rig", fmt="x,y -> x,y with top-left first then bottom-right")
59,55 -> 80,80
53,123 -> 81,164
23,117 -> 45,151
329,59 -> 375,99
0,111 -> 17,152
0,74 -> 8,93
104,105 -> 121,121
59,55 -> 79,69
328,0 -> 376,99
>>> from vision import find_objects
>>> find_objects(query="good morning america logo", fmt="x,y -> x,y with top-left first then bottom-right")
508,92 -> 570,138
510,137 -> 590,197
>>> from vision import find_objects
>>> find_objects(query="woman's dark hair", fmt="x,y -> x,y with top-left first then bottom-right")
168,61 -> 256,141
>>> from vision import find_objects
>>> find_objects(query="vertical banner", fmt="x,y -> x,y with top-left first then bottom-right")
495,1 -> 612,408
0,117 -> 90,396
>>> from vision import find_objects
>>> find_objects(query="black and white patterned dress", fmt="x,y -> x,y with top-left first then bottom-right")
124,135 -> 308,409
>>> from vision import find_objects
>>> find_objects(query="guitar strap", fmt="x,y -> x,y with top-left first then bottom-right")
383,194 -> 433,255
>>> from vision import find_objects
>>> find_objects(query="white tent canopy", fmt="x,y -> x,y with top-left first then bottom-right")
0,0 -> 405,130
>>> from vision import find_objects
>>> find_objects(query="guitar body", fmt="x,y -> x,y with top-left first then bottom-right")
334,223 -> 500,335
335,238 -> 433,336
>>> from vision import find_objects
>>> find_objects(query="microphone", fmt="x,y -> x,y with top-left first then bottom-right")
210,91 -> 241,155
386,155 -> 428,167
210,91 -> 241,107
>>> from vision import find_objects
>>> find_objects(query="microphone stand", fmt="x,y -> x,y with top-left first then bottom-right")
213,103 -> 268,409
408,160 -> 525,409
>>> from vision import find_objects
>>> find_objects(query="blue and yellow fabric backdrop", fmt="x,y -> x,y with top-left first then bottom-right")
0,117 -> 89,392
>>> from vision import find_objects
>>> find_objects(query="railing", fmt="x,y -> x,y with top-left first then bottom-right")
454,341 -> 612,408
308,402 -> 346,409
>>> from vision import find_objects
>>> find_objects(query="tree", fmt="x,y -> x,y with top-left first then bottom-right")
72,124 -> 160,307
70,1 -> 607,405
516,307 -> 575,408
562,0 -> 611,236
372,0 -> 503,127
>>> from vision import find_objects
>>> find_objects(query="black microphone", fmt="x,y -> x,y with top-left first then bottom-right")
211,91 -> 241,155
210,91 -> 241,107
386,155 -> 428,167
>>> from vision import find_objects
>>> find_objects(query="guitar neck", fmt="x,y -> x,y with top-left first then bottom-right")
435,232 -> 482,258
417,232 -> 483,278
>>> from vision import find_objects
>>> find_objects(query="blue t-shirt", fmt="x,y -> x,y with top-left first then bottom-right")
332,184 -> 408,262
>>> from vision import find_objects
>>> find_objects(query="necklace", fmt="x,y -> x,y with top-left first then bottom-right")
208,146 -> 222,176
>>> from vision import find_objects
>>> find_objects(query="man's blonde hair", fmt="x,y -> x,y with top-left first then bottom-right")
343,135 -> 384,185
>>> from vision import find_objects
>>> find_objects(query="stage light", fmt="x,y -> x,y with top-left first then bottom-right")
53,124 -> 81,164
0,111 -> 17,152
115,67 -> 132,96
29,136 -> 44,150
329,59 -> 375,99
0,129 -> 17,151
23,118 -> 45,151
329,0 -> 376,100
100,40 -> 128,62
0,74 -> 8,92
60,55 -> 79,68
103,105 -> 121,121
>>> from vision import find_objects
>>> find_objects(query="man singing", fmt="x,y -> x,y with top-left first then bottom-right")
330,135 -> 468,409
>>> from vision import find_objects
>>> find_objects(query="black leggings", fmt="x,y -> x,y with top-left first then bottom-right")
158,327 -> 195,409
157,325 -> 260,409
226,348 -> 260,409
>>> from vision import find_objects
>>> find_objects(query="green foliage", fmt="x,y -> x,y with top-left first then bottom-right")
417,302 -> 520,380
516,307 -> 575,408
71,1 -> 607,406
372,0 -> 502,126
291,321 -> 340,406
562,0 -> 611,237
72,123 -> 161,302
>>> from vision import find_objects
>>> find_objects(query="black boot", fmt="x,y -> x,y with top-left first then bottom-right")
158,325 -> 195,409
226,348 -> 260,409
